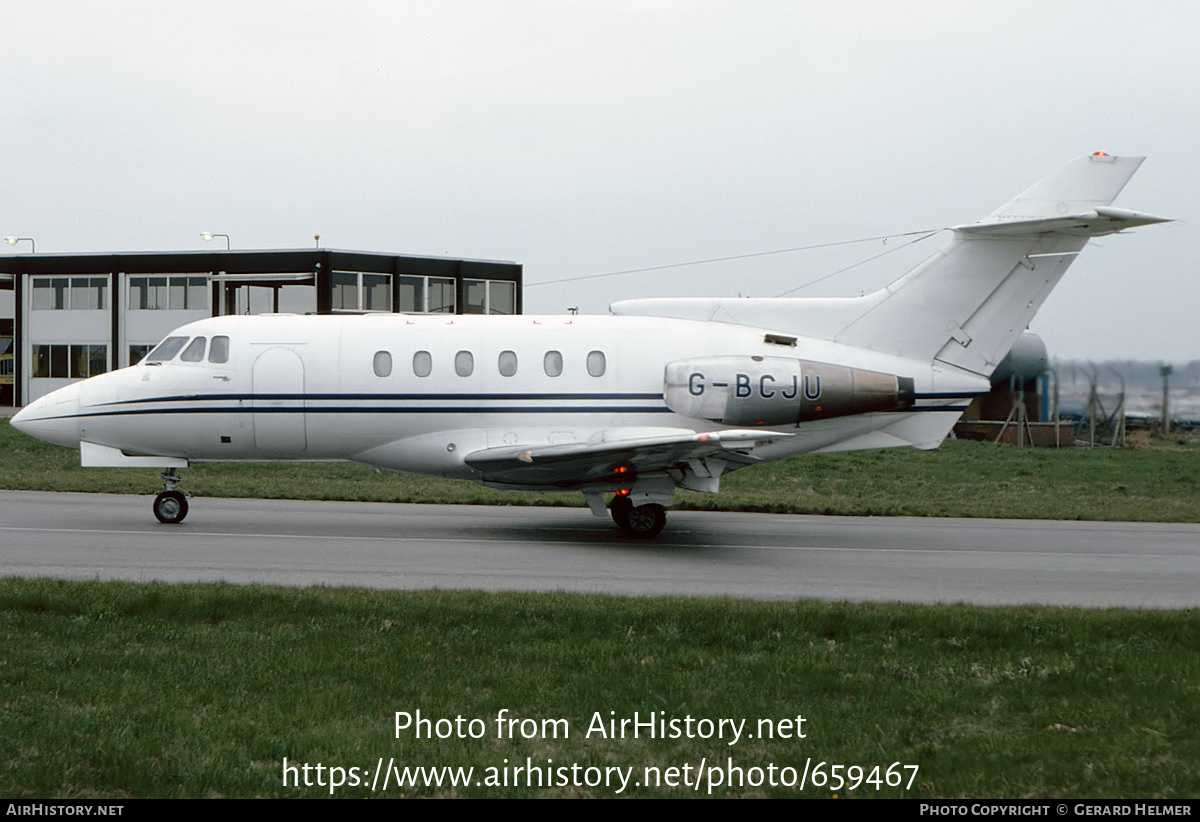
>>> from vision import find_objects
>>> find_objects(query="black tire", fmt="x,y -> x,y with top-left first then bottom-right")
609,494 -> 633,527
615,502 -> 667,539
154,490 -> 188,524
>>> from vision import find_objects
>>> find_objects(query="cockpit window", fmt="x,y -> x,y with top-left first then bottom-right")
145,336 -> 188,363
180,337 -> 207,362
208,336 -> 230,363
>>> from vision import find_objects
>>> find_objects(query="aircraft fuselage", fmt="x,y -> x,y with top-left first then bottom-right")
16,312 -> 981,483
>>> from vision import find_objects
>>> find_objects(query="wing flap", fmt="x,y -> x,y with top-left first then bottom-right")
464,428 -> 791,486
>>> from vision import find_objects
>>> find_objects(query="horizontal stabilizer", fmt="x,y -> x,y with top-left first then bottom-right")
957,207 -> 1171,237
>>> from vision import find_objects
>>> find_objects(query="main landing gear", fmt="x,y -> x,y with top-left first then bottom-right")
153,468 -> 189,524
609,494 -> 667,539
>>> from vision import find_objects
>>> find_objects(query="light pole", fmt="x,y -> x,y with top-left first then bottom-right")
200,232 -> 230,250
4,237 -> 34,253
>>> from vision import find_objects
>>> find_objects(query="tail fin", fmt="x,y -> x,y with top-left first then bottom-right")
984,152 -> 1145,222
832,153 -> 1168,376
612,153 -> 1170,378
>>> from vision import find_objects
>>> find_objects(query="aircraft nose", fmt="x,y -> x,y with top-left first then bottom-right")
10,383 -> 83,449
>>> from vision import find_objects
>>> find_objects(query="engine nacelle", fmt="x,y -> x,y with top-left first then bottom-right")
664,356 -> 915,427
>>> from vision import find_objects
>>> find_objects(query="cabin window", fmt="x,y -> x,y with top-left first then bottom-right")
586,350 -> 606,377
208,336 -> 230,363
373,350 -> 392,378
544,350 -> 563,377
145,336 -> 189,363
413,350 -> 432,377
454,350 -> 474,377
498,350 -> 518,377
180,337 -> 207,362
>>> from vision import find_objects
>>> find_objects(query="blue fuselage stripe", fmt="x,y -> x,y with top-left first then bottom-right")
65,405 -> 674,419
36,392 -> 970,423
95,392 -> 666,406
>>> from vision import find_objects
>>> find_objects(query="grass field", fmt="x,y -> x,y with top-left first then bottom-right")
2,420 -> 1199,522
3,421 -> 1198,798
2,578 -> 1197,799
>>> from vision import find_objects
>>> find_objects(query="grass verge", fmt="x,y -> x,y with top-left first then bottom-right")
1,578 -> 1197,798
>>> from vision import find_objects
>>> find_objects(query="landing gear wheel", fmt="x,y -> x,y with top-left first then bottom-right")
613,501 -> 667,539
154,490 -> 189,524
610,494 -> 633,527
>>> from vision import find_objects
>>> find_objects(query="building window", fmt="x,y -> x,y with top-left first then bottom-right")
32,278 -> 68,310
32,344 -> 107,379
413,350 -> 432,377
32,277 -> 107,310
331,272 -> 358,310
364,274 -> 391,311
32,345 -> 64,378
332,272 -> 392,312
464,279 -> 516,315
129,275 -> 206,310
587,350 -> 606,377
373,350 -> 392,377
489,281 -> 516,315
398,276 -> 425,312
464,280 -> 487,315
544,350 -> 563,377
428,278 -> 456,313
129,345 -> 154,366
229,284 -> 278,315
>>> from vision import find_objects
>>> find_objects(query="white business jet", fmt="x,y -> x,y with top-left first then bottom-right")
12,154 -> 1169,537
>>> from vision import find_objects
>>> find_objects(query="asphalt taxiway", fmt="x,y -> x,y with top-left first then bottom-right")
1,490 -> 1197,608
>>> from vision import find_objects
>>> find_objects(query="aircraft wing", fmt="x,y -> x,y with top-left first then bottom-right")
464,427 -> 791,487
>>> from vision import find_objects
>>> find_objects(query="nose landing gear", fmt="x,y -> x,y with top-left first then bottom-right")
153,469 -> 189,524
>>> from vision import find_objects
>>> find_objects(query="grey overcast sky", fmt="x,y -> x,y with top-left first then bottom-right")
2,1 -> 1195,360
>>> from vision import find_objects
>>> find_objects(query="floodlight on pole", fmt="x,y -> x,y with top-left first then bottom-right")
4,236 -> 34,253
200,232 -> 230,250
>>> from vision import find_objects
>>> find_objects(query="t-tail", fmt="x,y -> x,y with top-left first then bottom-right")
611,153 -> 1170,378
